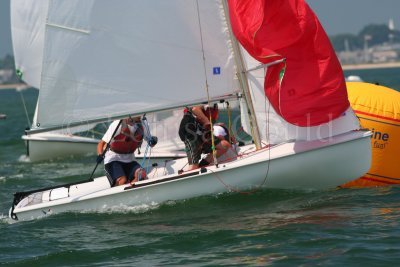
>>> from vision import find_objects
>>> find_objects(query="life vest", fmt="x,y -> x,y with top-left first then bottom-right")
110,121 -> 144,154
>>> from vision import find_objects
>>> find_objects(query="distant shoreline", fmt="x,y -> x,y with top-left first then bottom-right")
342,62 -> 400,70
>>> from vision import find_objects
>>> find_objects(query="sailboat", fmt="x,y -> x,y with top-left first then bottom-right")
9,0 -> 371,221
11,0 -> 100,162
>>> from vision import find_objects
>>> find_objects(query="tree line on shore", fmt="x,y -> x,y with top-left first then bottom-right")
330,24 -> 400,52
0,54 -> 14,70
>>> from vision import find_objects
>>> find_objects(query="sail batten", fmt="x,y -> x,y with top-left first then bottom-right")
46,22 -> 90,34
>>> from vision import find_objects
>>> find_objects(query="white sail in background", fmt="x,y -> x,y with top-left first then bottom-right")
11,0 -> 48,89
34,0 -> 238,130
146,109 -> 185,153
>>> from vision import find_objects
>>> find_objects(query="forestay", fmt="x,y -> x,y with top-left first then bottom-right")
33,0 -> 238,131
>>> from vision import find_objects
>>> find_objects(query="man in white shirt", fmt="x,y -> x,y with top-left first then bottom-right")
97,116 -> 157,186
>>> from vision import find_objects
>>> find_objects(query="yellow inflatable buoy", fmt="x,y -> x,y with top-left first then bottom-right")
341,82 -> 400,187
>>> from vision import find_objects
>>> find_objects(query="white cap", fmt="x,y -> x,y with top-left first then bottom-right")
213,125 -> 227,137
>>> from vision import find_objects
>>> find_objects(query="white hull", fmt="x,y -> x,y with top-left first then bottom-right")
22,133 -> 99,162
10,130 -> 371,221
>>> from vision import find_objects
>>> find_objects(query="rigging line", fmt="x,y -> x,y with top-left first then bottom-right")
263,64 -> 272,188
208,168 -> 264,195
88,129 -> 104,136
206,144 -> 274,194
140,114 -> 154,174
209,67 -> 273,195
208,146 -> 272,195
244,94 -> 258,148
138,143 -> 150,181
195,0 -> 217,166
140,143 -> 150,169
146,146 -> 152,175
163,160 -> 168,176
18,90 -> 31,127
141,115 -> 152,139
226,101 -> 239,156
151,164 -> 158,179
226,102 -> 233,142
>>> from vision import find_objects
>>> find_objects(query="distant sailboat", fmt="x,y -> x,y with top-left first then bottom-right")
10,0 -> 371,221
11,0 -> 99,161
346,75 -> 364,82
11,0 -> 186,162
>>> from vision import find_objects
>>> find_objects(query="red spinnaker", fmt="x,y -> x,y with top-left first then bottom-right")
228,0 -> 349,126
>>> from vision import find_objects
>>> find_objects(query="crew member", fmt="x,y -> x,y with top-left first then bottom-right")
178,104 -> 218,170
97,116 -> 157,186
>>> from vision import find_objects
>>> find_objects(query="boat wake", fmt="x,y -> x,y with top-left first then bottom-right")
18,154 -> 31,163
0,214 -> 16,225
82,201 -> 162,215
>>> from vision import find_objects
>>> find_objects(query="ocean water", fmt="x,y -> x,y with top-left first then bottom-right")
1,68 -> 400,266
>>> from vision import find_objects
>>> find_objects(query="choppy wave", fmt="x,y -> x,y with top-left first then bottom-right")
2,73 -> 400,265
82,201 -> 162,215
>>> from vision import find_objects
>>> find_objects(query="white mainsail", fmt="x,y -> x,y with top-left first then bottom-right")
33,0 -> 238,130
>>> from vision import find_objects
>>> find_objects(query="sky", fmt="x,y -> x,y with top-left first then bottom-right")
1,0 -> 400,58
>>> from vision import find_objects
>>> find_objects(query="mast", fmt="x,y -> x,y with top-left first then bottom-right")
221,0 -> 262,149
